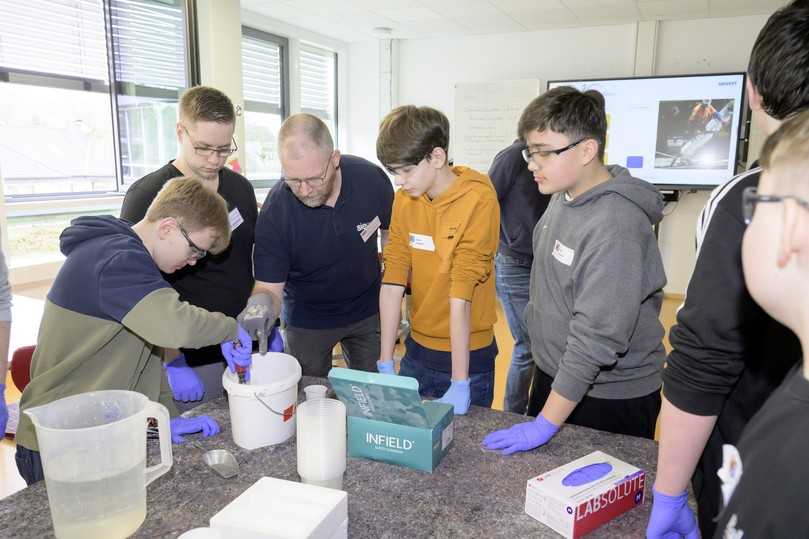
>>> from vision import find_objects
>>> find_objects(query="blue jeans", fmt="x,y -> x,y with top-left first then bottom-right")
495,253 -> 534,414
399,340 -> 495,408
15,445 -> 44,486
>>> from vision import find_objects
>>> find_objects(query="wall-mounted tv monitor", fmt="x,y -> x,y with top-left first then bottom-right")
547,73 -> 747,190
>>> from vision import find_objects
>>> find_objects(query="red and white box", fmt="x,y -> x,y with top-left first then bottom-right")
525,451 -> 646,538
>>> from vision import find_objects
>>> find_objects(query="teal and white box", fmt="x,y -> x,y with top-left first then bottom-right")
327,367 -> 454,473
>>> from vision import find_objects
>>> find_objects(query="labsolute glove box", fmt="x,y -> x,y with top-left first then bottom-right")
524,450 -> 646,538
327,367 -> 454,473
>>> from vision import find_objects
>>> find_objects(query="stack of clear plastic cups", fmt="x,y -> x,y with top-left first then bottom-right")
296,398 -> 347,489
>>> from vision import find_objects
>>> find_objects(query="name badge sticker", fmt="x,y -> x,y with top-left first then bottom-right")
552,239 -> 575,266
359,215 -> 382,243
229,208 -> 244,231
409,233 -> 435,252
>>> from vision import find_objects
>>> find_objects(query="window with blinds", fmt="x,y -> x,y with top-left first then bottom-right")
242,27 -> 287,184
299,42 -> 337,139
0,0 -> 109,83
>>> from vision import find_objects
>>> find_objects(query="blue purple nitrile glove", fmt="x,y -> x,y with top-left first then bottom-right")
646,487 -> 699,539
269,326 -> 284,353
376,359 -> 395,374
0,384 -> 7,438
170,415 -> 220,444
482,414 -> 560,455
221,324 -> 252,378
165,354 -> 204,402
438,379 -> 471,415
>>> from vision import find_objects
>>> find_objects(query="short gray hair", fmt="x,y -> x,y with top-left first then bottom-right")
278,113 -> 334,157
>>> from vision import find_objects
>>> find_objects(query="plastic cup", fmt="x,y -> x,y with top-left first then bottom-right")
296,398 -> 346,490
304,384 -> 328,401
178,528 -> 223,539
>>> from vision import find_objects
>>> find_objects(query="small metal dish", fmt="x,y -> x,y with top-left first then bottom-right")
202,449 -> 240,479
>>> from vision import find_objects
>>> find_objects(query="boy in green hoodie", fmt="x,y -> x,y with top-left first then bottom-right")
376,105 -> 499,415
16,177 -> 252,485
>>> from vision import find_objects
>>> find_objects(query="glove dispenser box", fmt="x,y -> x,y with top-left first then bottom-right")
209,477 -> 347,538
328,368 -> 454,473
524,450 -> 646,538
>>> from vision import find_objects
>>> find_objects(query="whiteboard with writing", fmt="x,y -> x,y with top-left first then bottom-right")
452,79 -> 540,174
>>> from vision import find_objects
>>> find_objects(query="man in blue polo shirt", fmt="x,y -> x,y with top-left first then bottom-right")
242,113 -> 394,376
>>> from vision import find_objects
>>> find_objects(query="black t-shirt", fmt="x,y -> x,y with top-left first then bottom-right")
120,162 -> 258,363
254,154 -> 394,330
713,366 -> 809,538
488,140 -> 550,260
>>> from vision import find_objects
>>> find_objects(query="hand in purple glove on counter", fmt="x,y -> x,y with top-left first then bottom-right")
170,415 -> 220,444
482,414 -> 560,455
646,487 -> 699,539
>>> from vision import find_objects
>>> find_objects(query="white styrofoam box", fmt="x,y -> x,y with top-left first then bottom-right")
210,477 -> 348,539
328,518 -> 347,539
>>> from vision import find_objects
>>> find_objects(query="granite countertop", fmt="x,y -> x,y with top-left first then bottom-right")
0,377 -> 659,538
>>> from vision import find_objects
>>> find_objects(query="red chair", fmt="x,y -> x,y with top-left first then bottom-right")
10,345 -> 35,392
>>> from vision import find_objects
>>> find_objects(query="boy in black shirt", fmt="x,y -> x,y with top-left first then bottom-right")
712,109 -> 809,537
647,3 -> 809,536
121,86 -> 266,411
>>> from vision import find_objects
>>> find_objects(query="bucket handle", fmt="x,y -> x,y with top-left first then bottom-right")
254,392 -> 297,418
143,401 -> 173,486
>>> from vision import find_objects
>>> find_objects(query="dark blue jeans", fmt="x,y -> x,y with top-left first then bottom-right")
495,253 -> 534,414
398,338 -> 495,408
15,445 -> 44,486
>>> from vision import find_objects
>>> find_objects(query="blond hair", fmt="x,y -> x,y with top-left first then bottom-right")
760,109 -> 809,180
145,177 -> 231,254
179,86 -> 235,125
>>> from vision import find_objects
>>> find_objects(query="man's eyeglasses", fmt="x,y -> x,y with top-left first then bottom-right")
742,186 -> 809,225
283,157 -> 332,189
177,223 -> 207,260
182,125 -> 238,159
521,138 -> 585,164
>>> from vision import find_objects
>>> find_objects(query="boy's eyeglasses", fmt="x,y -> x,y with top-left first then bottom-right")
742,186 -> 809,225
522,138 -> 585,164
283,157 -> 332,188
182,125 -> 238,159
177,223 -> 208,260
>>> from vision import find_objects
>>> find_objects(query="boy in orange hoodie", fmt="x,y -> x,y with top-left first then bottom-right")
376,105 -> 499,415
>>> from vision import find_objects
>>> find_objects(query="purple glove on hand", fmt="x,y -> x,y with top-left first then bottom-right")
482,414 -> 560,455
269,326 -> 284,353
437,379 -> 471,415
0,384 -> 7,438
165,354 -> 204,402
377,359 -> 395,374
169,415 -> 220,444
646,487 -> 698,539
221,324 -> 252,378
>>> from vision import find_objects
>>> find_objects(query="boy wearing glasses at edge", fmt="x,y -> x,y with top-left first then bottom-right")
709,110 -> 809,537
242,113 -> 394,377
647,3 -> 809,537
15,177 -> 253,486
484,87 -> 666,449
376,105 -> 500,415
120,86 -> 277,413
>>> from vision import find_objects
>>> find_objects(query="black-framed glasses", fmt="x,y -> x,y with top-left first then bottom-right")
521,138 -> 585,164
177,223 -> 207,260
181,125 -> 238,159
283,156 -> 332,188
742,186 -> 809,225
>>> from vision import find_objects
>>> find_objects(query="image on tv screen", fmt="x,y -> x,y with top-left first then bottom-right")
655,98 -> 735,170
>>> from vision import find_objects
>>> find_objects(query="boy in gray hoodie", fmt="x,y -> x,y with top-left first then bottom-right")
484,86 -> 666,455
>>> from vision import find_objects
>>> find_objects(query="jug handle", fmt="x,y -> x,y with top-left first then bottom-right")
143,401 -> 174,486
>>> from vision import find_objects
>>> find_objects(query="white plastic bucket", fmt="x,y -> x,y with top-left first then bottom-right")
222,352 -> 302,450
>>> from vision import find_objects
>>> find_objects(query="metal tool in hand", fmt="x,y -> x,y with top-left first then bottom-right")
241,303 -> 270,355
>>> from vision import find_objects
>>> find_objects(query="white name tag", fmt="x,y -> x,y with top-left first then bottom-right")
229,208 -> 244,231
552,239 -> 574,266
409,233 -> 435,251
359,215 -> 381,243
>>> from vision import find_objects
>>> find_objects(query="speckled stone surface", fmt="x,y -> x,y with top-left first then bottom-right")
0,377 -> 661,538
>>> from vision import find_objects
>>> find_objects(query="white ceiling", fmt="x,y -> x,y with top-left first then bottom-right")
240,0 -> 788,43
